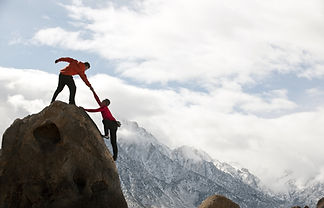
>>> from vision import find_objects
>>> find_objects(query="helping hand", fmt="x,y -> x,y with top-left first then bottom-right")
116,121 -> 121,127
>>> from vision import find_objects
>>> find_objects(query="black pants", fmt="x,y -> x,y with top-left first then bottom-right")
103,119 -> 118,161
51,73 -> 76,104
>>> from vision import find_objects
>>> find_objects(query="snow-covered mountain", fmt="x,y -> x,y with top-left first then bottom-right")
283,178 -> 324,207
105,121 -> 323,208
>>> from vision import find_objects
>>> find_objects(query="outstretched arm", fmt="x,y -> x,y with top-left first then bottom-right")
78,72 -> 92,88
84,106 -> 103,112
55,57 -> 75,64
91,88 -> 102,106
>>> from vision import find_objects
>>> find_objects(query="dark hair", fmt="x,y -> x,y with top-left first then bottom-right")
103,99 -> 110,106
84,62 -> 90,68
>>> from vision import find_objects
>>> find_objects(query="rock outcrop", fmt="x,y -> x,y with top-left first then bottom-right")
0,101 -> 127,208
318,198 -> 324,208
198,195 -> 240,208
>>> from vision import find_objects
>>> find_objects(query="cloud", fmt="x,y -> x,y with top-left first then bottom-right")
306,88 -> 324,97
299,63 -> 324,79
32,27 -> 94,50
239,89 -> 297,114
1,66 -> 324,193
31,0 -> 324,85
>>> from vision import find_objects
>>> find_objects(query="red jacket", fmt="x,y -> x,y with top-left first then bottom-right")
57,57 -> 91,87
85,106 -> 116,121
85,90 -> 116,121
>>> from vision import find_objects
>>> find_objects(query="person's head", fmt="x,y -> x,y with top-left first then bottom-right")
84,62 -> 90,70
101,99 -> 110,106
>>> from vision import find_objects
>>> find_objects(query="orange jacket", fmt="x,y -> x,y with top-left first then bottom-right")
58,57 -> 91,87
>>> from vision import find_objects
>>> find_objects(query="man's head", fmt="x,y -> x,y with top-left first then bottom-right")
101,99 -> 110,106
84,62 -> 90,70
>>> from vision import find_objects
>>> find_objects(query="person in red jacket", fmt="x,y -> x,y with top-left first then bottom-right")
51,57 -> 93,105
83,89 -> 121,161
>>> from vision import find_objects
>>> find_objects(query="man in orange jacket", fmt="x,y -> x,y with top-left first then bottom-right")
51,57 -> 93,105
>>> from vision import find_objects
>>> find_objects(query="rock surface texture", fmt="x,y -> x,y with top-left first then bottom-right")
318,198 -> 324,208
0,101 -> 127,208
198,195 -> 240,208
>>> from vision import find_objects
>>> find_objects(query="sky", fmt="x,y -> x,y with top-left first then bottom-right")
1,0 -> 324,193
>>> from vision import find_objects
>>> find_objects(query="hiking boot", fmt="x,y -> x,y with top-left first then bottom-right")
101,134 -> 110,139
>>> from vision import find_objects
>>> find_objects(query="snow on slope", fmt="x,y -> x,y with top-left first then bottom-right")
105,121 -> 323,208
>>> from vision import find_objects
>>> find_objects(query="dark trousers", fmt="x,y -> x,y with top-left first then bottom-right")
103,119 -> 118,161
51,73 -> 76,104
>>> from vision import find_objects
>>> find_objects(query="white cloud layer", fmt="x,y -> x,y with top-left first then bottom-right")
32,0 -> 324,85
1,66 -> 324,193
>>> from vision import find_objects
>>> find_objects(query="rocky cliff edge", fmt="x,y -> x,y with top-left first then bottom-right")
0,101 -> 128,208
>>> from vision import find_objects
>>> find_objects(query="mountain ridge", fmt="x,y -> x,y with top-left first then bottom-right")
114,120 -> 324,208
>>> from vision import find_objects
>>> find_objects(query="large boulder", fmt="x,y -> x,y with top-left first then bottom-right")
318,198 -> 324,208
0,101 -> 127,208
198,195 -> 240,208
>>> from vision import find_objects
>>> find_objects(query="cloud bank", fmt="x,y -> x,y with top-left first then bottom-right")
32,0 -> 324,85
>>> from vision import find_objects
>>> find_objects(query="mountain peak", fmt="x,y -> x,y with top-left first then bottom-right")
116,120 -> 324,207
118,120 -> 160,145
172,145 -> 213,162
